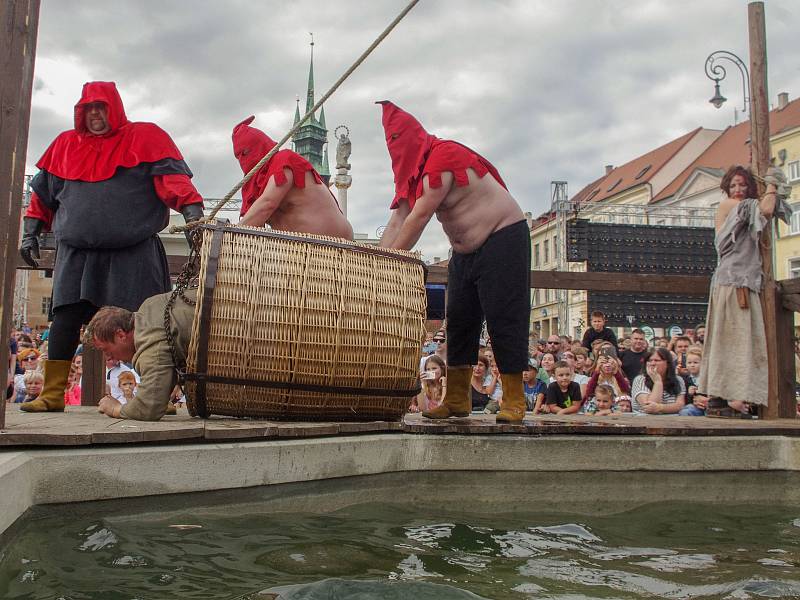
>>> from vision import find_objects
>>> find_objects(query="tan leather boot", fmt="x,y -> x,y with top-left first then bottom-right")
20,359 -> 72,412
422,366 -> 472,419
496,372 -> 526,423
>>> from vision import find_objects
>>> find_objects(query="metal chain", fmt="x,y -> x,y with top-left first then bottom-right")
164,226 -> 202,377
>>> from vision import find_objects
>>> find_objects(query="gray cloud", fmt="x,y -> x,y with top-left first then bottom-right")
25,0 -> 800,260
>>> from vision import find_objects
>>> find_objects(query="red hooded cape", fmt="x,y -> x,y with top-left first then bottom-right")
232,115 -> 324,217
35,81 -> 187,182
378,101 -> 507,209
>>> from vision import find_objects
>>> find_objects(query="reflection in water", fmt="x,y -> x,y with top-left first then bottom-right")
0,503 -> 798,599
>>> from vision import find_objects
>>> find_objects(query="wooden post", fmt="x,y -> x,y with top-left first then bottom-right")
749,1 -> 794,418
0,0 -> 41,429
81,347 -> 105,406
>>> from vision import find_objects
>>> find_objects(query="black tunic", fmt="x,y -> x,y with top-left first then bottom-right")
30,158 -> 191,311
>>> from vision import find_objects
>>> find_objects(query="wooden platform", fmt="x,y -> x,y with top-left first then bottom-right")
0,407 -> 798,447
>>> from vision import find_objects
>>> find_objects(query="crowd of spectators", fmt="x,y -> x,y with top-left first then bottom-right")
6,323 -> 144,408
415,311 -> 743,418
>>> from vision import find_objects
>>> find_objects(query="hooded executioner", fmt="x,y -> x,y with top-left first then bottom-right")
19,81 -> 205,413
232,116 -> 353,240
377,101 -> 531,423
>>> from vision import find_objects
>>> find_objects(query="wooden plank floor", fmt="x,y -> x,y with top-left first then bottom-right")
0,406 -> 798,447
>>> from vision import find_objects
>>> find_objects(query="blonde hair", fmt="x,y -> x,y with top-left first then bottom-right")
118,371 -> 137,385
687,347 -> 703,359
23,370 -> 43,386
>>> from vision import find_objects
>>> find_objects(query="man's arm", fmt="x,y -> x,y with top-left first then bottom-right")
385,172 -> 453,251
239,168 -> 293,227
378,201 -> 411,248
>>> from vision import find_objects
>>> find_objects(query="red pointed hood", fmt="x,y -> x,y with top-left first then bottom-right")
73,81 -> 129,134
378,101 -> 438,207
35,80 -> 185,182
232,115 -> 278,175
231,115 -> 325,216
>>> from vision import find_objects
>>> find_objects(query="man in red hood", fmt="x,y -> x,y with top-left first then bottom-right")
18,81 -> 205,413
232,116 -> 353,240
377,101 -> 530,423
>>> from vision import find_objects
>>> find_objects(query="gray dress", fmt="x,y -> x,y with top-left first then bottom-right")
698,197 -> 791,405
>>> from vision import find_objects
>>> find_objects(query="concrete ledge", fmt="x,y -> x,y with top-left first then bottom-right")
2,434 -> 800,537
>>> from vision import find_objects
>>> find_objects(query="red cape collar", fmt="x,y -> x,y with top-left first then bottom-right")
35,81 -> 185,182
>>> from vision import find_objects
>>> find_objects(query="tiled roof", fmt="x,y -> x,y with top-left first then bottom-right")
569,128 -> 704,205
652,96 -> 800,203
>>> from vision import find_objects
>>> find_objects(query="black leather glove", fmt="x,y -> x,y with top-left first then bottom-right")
19,217 -> 43,268
180,203 -> 205,248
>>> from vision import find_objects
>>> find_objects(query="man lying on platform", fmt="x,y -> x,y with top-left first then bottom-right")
232,116 -> 354,240
82,291 -> 195,421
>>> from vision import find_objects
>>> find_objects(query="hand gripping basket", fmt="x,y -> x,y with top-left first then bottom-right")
182,223 -> 427,421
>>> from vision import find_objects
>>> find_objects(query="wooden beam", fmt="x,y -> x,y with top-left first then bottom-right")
0,0 -> 41,430
749,2 -> 791,419
778,278 -> 800,296
782,293 -> 800,314
427,265 -> 711,294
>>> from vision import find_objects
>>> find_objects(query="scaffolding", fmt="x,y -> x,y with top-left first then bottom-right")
575,199 -> 716,228
550,181 -> 569,335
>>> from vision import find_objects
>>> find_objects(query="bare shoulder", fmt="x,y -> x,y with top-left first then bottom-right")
715,197 -> 738,230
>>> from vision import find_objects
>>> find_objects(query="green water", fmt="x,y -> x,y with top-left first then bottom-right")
1,502 -> 799,599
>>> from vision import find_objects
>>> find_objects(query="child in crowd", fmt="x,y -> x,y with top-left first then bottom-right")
483,360 -> 503,414
537,360 -> 582,415
64,356 -> 82,406
523,361 -> 546,412
679,347 -> 708,416
581,311 -> 618,352
583,384 -> 615,416
117,371 -> 138,405
615,395 -> 633,413
20,371 -> 44,404
573,348 -> 591,376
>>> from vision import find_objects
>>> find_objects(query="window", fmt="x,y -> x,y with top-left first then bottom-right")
533,289 -> 540,305
788,160 -> 800,182
634,165 -> 652,180
790,204 -> 800,235
790,257 -> 800,279
41,297 -> 52,316
552,238 -> 558,261
606,178 -> 622,192
544,239 -> 550,264
534,243 -> 540,267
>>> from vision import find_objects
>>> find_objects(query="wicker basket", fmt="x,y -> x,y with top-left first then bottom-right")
183,223 -> 427,421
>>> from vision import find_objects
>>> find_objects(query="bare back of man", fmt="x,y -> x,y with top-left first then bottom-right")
240,169 -> 354,240
381,168 -> 523,253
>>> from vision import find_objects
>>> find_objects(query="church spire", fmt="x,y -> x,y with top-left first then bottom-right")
305,33 -> 315,118
293,96 -> 301,126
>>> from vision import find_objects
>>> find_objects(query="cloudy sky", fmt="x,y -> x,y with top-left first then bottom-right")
25,0 -> 800,261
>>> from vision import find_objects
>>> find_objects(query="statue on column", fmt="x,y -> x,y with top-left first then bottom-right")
335,126 -> 352,170
334,126 -> 352,218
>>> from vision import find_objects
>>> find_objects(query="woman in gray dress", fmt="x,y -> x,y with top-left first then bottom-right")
699,165 -> 792,416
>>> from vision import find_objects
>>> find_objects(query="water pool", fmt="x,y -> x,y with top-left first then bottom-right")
1,494 -> 798,599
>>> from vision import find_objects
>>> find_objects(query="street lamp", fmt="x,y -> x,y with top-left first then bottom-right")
704,50 -> 750,113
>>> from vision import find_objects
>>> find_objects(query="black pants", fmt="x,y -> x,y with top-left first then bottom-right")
446,220 -> 530,373
48,301 -> 98,360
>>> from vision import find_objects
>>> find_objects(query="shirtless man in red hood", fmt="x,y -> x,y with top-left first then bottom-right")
377,101 -> 530,423
232,116 -> 353,240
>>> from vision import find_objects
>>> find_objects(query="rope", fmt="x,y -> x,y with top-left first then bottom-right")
171,0 -> 420,233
